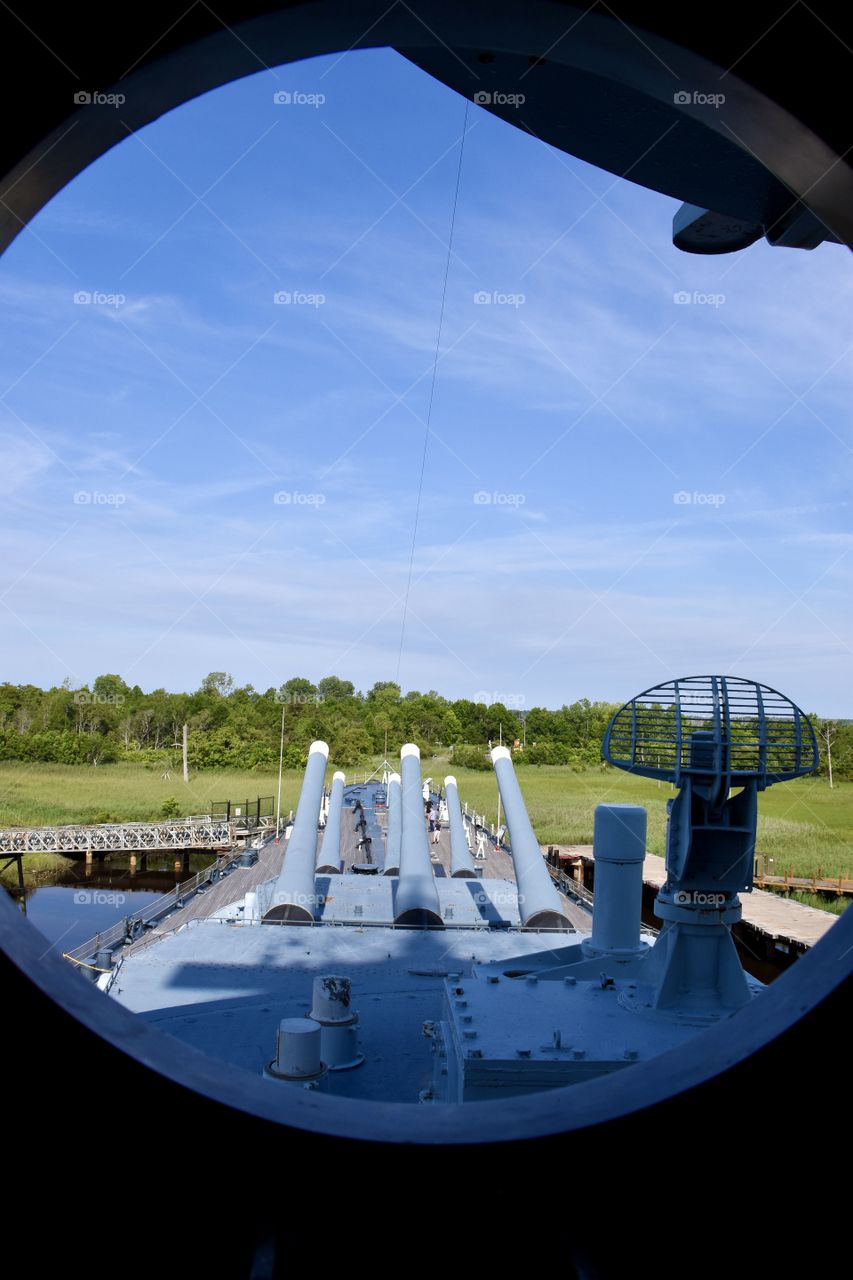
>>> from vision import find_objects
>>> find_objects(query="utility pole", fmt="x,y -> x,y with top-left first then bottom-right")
497,721 -> 502,836
275,702 -> 286,837
182,723 -> 189,783
821,722 -> 836,789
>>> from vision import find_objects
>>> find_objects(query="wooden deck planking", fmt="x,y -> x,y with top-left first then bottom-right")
123,838 -> 287,955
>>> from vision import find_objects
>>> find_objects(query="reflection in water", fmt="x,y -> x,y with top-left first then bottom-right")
12,853 -> 216,951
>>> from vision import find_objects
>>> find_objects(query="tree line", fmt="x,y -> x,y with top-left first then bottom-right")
0,672 -> 847,778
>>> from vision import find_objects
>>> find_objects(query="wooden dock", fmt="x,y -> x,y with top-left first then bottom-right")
549,845 -> 839,958
754,871 -> 853,896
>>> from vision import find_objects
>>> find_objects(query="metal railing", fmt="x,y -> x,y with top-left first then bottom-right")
548,863 -> 595,909
63,846 -> 247,967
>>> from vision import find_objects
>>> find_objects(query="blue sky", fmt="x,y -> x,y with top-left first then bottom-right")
0,48 -> 850,712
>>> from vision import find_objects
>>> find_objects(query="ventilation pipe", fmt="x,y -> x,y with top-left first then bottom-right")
490,746 -> 570,929
263,741 -> 328,922
582,804 -> 647,958
308,975 -> 363,1070
264,1018 -> 327,1086
383,771 -> 402,875
316,771 -> 345,873
444,775 -> 476,877
394,745 -> 442,926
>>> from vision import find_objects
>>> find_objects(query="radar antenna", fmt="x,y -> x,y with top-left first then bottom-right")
603,675 -> 818,1016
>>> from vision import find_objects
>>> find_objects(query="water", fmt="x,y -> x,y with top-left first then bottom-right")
25,885 -> 165,953
15,853 -> 216,950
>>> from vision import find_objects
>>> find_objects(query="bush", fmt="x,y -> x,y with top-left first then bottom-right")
160,796 -> 181,818
450,744 -> 492,771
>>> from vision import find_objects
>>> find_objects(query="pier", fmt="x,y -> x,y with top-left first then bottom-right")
546,845 -> 838,974
0,812 -> 276,857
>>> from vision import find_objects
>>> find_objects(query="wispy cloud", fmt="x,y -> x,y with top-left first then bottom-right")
0,48 -> 849,711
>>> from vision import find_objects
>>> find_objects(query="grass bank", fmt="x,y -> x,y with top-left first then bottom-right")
1,759 -> 851,887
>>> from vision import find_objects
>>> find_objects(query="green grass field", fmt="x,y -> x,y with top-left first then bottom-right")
1,758 -> 851,882
0,762 -> 308,827
441,762 -> 853,880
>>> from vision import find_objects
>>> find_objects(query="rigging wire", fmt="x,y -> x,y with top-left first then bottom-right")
394,100 -> 470,685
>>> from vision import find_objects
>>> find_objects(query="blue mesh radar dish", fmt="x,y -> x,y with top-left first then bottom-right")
602,676 -> 818,791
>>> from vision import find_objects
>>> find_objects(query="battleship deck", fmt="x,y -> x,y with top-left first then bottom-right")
123,816 -> 590,955
110,923 -> 584,1102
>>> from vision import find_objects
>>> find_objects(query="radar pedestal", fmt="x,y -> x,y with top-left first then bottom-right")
603,676 -> 819,1023
635,732 -> 757,1019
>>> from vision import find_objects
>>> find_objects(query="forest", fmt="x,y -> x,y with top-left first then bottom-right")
0,672 -> 848,778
